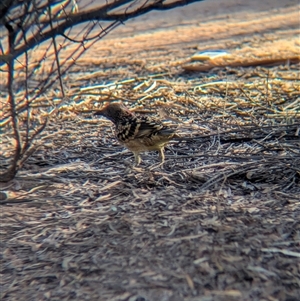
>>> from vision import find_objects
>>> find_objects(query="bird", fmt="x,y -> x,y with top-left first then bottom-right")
95,102 -> 176,165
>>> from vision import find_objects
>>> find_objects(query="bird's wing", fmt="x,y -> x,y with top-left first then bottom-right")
116,116 -> 176,142
134,116 -> 165,138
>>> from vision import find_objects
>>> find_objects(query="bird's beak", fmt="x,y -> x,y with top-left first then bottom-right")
94,108 -> 106,116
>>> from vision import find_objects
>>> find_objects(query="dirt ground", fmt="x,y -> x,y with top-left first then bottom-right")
1,0 -> 300,300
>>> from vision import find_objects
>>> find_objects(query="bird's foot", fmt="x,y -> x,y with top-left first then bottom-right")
149,161 -> 165,171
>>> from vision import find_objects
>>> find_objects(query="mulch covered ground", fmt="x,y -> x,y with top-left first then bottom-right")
1,0 -> 300,300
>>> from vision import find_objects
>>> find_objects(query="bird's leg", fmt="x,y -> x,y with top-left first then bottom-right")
158,148 -> 165,163
133,152 -> 142,166
149,148 -> 165,171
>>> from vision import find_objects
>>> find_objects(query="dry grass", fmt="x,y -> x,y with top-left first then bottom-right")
1,1 -> 300,300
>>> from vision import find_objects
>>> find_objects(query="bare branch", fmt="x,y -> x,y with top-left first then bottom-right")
0,0 -> 203,65
1,21 -> 21,181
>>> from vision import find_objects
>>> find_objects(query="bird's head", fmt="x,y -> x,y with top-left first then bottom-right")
95,102 -> 133,123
